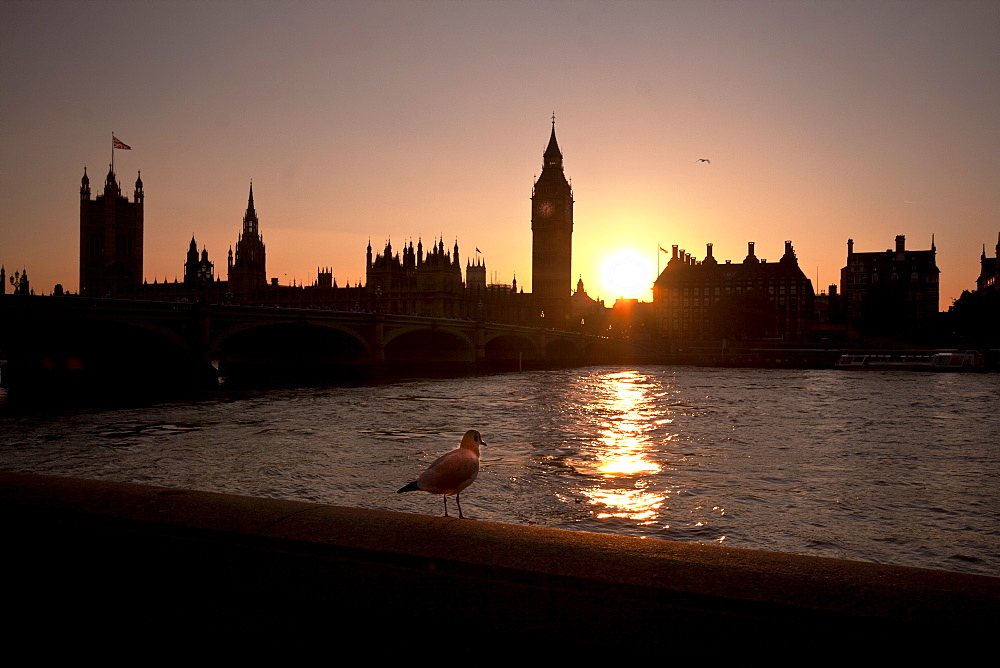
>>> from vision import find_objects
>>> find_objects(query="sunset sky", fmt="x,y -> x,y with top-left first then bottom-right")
2,0 -> 997,307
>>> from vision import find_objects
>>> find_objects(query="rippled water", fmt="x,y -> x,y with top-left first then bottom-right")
2,366 -> 997,576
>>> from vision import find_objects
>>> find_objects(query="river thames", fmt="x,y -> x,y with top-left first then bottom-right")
1,365 -> 997,577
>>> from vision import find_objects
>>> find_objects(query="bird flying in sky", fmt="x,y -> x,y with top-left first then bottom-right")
697,158 -> 711,163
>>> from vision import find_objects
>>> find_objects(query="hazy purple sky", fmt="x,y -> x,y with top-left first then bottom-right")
2,0 -> 997,305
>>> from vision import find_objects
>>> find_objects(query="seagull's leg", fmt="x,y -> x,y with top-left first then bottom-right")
456,493 -> 465,519
442,495 -> 450,517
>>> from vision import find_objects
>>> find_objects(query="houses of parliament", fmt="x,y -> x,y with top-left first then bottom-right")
70,120 -> 989,342
78,122 -> 580,329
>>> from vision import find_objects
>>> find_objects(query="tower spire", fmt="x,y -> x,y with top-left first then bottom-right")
243,181 -> 259,235
531,117 -> 574,326
543,114 -> 563,168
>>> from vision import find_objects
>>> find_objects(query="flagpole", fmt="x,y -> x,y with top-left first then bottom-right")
111,131 -> 115,174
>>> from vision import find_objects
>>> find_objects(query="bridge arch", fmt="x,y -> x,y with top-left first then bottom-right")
483,332 -> 541,363
543,335 -> 585,364
5,315 -> 197,389
382,326 -> 474,363
214,322 -> 370,379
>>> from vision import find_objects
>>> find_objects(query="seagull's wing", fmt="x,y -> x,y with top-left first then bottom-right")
418,449 -> 479,494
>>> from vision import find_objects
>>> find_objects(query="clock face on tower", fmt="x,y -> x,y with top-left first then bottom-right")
538,200 -> 555,218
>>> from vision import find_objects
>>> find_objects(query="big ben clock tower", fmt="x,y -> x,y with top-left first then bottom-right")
531,116 -> 574,326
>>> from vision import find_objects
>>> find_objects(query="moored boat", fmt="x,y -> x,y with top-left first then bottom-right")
835,351 -> 983,371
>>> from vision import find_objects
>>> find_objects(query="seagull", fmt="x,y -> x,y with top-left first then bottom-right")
397,430 -> 484,519
697,158 -> 711,163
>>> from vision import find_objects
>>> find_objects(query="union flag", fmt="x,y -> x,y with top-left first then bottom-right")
112,136 -> 131,150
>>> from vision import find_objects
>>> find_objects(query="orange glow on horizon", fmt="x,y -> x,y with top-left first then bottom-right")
1,2 -> 995,308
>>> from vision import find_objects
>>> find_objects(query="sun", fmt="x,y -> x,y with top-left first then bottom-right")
599,248 -> 656,301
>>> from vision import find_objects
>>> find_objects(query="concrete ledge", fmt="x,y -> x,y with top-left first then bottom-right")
2,471 -> 997,648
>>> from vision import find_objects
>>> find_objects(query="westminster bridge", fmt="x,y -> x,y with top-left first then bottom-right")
0,295 -> 611,390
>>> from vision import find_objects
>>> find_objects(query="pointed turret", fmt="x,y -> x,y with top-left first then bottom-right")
104,164 -> 120,197
134,171 -> 144,205
81,167 -> 91,199
243,182 -> 259,235
543,116 -> 563,169
231,181 -> 266,299
184,236 -> 200,285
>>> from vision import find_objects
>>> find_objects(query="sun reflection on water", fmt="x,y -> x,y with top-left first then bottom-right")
574,370 -> 672,525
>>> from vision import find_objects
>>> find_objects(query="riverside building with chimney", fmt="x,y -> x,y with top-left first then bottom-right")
840,235 -> 939,334
653,240 -> 815,341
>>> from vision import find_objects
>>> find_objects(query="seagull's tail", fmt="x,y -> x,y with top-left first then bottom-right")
397,480 -> 420,494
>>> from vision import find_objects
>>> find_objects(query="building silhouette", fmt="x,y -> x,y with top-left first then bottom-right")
570,276 -> 608,332
79,166 -> 143,297
840,235 -> 939,335
75,122 -> 590,328
183,237 -> 215,287
947,232 -> 1000,349
653,240 -> 814,341
531,118 -> 574,327
228,183 -> 266,300
976,232 -> 999,294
